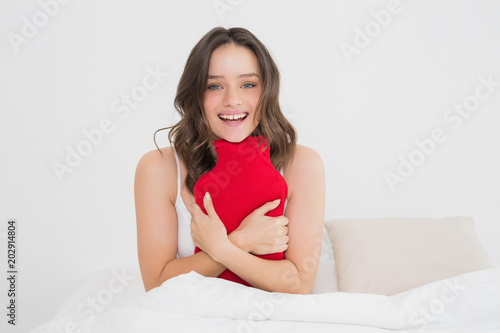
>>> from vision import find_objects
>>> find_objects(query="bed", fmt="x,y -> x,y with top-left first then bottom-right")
30,217 -> 500,333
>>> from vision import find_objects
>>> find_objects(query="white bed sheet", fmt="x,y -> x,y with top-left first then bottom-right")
31,266 -> 500,333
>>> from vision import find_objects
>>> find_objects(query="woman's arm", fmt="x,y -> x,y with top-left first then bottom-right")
135,148 -> 227,292
191,145 -> 325,294
135,147 -> 288,291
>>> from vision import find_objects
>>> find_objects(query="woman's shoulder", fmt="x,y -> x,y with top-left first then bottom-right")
135,147 -> 178,199
137,146 -> 175,168
287,144 -> 324,174
283,144 -> 325,198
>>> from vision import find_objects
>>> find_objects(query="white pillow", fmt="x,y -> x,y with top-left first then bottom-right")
325,216 -> 493,295
312,227 -> 337,293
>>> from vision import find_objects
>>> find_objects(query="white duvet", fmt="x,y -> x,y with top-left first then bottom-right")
33,268 -> 500,333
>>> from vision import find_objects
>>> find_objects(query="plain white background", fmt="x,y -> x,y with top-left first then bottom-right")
1,0 -> 499,331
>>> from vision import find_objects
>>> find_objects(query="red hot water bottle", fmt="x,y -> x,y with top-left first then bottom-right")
194,136 -> 287,286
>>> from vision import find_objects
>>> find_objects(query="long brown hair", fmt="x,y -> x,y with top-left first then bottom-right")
154,27 -> 296,194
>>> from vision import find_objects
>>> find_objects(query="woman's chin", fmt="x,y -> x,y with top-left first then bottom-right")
217,135 -> 247,143
213,129 -> 256,143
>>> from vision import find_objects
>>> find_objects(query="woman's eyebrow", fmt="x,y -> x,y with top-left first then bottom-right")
238,73 -> 260,79
207,73 -> 260,80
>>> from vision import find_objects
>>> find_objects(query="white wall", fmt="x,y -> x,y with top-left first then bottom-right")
1,0 -> 499,331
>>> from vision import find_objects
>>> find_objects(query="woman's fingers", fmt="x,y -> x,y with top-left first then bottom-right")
189,193 -> 228,257
189,192 -> 219,220
279,215 -> 289,226
273,216 -> 289,229
256,199 -> 281,215
203,192 -> 217,218
281,225 -> 289,236
272,240 -> 289,253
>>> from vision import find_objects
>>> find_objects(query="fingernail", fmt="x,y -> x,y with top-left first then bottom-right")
273,199 -> 281,205
205,192 -> 211,200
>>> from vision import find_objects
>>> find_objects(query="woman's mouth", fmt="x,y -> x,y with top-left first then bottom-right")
218,112 -> 248,124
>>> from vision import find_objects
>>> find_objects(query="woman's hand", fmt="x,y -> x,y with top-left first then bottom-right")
190,192 -> 230,261
230,199 -> 289,255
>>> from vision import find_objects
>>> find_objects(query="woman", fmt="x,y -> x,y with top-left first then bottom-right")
134,27 -> 325,294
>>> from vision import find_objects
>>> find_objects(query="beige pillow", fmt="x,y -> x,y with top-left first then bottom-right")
324,216 -> 492,295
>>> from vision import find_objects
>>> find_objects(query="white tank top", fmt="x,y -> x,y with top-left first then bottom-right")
172,149 -> 287,259
173,149 -> 196,258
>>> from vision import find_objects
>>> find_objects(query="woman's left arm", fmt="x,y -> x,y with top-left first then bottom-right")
191,145 -> 325,294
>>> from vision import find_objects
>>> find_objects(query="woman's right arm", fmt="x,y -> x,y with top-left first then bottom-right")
134,148 -> 227,292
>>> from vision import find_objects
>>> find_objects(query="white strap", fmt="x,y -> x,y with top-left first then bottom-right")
173,148 -> 182,203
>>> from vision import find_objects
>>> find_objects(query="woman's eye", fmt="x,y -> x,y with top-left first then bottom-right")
208,84 -> 221,90
242,83 -> 255,89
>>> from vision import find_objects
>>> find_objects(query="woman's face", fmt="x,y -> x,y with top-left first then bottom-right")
203,43 -> 262,143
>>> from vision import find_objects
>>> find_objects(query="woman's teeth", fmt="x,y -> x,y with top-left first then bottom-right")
219,113 -> 247,121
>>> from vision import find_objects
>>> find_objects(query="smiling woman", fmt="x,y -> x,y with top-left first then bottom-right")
203,43 -> 262,142
134,27 -> 325,294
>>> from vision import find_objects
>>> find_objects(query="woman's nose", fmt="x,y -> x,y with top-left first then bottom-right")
223,86 -> 242,107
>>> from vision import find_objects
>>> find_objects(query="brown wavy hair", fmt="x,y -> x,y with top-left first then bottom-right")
154,27 -> 296,194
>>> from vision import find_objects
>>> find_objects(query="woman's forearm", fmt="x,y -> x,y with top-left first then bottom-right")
154,251 -> 225,289
153,232 -> 245,290
212,240 -> 312,294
